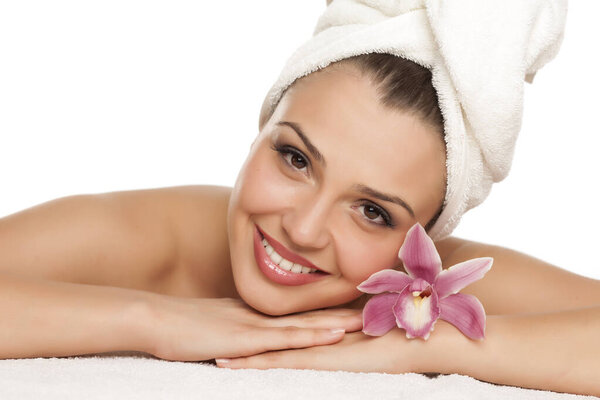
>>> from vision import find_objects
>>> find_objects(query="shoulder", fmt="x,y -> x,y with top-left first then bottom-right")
0,185 -> 231,294
166,184 -> 232,251
103,184 -> 232,254
434,236 -> 600,314
434,235 -> 470,265
112,184 -> 233,296
151,184 -> 232,227
159,185 -> 233,296
150,184 -> 232,268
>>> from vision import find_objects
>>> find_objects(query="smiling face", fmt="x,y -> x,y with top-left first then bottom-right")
227,63 -> 446,316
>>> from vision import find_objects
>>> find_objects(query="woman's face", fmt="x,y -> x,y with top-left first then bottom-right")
227,63 -> 446,316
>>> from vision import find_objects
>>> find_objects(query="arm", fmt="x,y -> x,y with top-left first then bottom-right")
415,307 -> 600,397
0,188 -> 178,358
0,271 -> 152,359
0,265 -> 363,362
220,307 -> 600,396
428,239 -> 600,395
438,237 -> 600,314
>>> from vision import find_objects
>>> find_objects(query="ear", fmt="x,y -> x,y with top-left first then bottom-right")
326,0 -> 333,5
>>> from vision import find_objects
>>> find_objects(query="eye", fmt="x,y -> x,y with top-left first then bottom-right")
356,202 -> 394,228
271,144 -> 309,173
287,152 -> 308,170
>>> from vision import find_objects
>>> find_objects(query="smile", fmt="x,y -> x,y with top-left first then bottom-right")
253,225 -> 329,286
261,238 -> 320,274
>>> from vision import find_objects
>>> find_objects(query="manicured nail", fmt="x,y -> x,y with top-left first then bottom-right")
215,358 -> 230,364
329,328 -> 345,335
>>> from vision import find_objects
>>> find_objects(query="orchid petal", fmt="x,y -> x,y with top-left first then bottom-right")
408,278 -> 430,293
434,257 -> 493,299
361,293 -> 399,336
439,293 -> 486,340
392,284 -> 441,340
398,223 -> 442,283
357,269 -> 413,294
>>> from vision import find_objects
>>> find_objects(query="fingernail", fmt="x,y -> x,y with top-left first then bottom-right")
329,328 -> 345,335
215,358 -> 230,364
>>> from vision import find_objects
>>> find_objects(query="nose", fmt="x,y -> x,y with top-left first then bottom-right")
281,191 -> 332,250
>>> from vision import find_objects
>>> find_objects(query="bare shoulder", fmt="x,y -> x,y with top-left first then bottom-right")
438,236 -> 600,314
99,184 -> 233,297
0,185 -> 232,297
111,185 -> 232,297
146,185 -> 234,297
158,185 -> 232,266
434,235 -> 469,264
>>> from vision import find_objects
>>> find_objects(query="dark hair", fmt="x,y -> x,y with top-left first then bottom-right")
340,53 -> 446,233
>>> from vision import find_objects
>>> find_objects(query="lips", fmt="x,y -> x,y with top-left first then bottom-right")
255,225 -> 327,273
253,225 -> 329,286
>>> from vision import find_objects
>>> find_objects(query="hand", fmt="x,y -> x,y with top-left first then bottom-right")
214,329 -> 417,373
215,319 -> 456,373
139,296 -> 364,362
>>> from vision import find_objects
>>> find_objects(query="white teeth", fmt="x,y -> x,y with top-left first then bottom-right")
261,239 -> 319,274
291,263 -> 303,273
279,259 -> 293,271
270,251 -> 283,265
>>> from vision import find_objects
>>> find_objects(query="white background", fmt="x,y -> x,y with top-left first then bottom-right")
1,1 -> 598,279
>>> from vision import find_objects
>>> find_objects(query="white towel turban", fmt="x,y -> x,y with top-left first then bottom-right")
258,0 -> 568,241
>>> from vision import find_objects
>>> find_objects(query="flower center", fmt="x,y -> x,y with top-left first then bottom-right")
411,287 -> 432,307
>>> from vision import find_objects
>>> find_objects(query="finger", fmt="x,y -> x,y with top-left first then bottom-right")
216,347 -> 316,370
264,310 -> 364,332
216,333 -> 379,373
216,345 -> 351,371
247,326 -> 346,355
297,307 -> 362,316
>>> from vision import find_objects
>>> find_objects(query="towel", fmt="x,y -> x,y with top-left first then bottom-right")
258,0 -> 567,241
0,353 -> 596,399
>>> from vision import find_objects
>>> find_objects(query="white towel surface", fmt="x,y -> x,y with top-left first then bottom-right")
258,0 -> 567,241
0,352 -> 596,400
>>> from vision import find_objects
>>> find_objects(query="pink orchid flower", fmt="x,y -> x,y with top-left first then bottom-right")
357,223 -> 493,340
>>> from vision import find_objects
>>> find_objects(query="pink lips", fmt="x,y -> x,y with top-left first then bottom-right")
253,225 -> 329,286
256,225 -> 324,272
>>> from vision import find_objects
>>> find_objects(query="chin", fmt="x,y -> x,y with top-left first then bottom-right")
234,271 -> 361,317
238,276 -> 310,316
249,300 -> 294,317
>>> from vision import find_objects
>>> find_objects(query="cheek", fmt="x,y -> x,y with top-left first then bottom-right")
235,149 -> 298,215
336,232 -> 400,284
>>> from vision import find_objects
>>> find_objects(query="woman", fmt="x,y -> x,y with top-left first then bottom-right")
1,0 -> 599,397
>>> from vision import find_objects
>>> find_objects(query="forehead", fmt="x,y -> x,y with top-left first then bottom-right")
268,65 -> 446,218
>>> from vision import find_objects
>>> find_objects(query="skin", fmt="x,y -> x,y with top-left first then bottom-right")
1,56 -> 600,396
227,62 -> 446,316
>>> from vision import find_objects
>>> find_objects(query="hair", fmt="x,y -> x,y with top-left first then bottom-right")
340,53 -> 446,233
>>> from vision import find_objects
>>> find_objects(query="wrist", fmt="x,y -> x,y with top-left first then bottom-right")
119,292 -> 165,356
402,318 -> 481,375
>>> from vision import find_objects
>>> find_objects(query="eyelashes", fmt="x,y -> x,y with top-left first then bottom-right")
270,142 -> 396,228
271,143 -> 309,173
355,202 -> 394,228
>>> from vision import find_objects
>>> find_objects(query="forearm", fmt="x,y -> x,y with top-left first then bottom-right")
0,272 -> 152,359
418,307 -> 600,396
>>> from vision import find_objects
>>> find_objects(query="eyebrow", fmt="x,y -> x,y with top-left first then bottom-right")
276,120 -> 417,219
277,121 -> 325,166
352,184 -> 416,219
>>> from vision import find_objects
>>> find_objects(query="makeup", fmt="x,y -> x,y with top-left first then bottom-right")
253,225 -> 329,286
